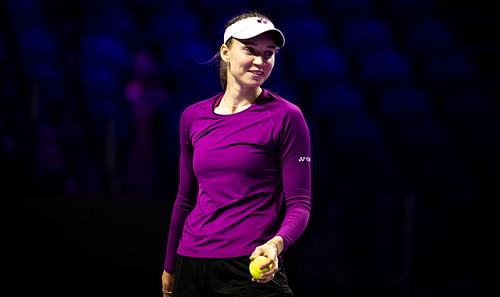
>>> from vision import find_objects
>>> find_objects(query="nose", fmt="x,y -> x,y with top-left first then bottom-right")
253,55 -> 264,65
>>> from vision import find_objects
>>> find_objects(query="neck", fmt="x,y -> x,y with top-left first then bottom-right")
221,86 -> 262,110
213,86 -> 262,115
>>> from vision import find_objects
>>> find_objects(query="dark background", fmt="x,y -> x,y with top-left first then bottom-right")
1,0 -> 498,296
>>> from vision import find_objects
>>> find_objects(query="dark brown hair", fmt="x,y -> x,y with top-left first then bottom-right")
210,11 -> 275,90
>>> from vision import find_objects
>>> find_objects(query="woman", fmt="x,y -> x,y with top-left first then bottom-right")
162,11 -> 311,297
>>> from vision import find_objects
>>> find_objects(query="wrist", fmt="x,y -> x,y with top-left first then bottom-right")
266,238 -> 282,255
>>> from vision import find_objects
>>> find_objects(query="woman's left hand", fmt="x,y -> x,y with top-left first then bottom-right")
249,241 -> 280,283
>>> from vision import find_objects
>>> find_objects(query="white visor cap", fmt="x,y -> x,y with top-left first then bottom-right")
223,17 -> 285,47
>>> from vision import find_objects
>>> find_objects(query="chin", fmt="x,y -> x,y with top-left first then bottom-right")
246,81 -> 265,88
251,77 -> 269,85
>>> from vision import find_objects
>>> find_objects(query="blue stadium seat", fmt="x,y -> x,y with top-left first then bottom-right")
195,0 -> 252,10
341,17 -> 393,54
379,86 -> 432,121
311,82 -> 365,119
331,114 -> 385,153
81,2 -> 136,38
322,0 -> 375,19
358,47 -> 412,88
293,44 -> 348,84
18,27 -> 58,67
255,0 -> 312,16
80,64 -> 129,144
80,33 -> 131,71
163,39 -> 212,70
161,39 -> 219,102
264,77 -> 300,104
30,62 -> 66,99
5,0 -> 44,32
148,9 -> 202,42
402,19 -> 454,56
280,16 -> 331,48
81,65 -> 122,116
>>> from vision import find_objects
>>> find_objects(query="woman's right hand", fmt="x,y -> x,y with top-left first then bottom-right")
161,270 -> 175,296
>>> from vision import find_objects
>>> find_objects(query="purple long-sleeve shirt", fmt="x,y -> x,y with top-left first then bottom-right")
164,89 -> 311,273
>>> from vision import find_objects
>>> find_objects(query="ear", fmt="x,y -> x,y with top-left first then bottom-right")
220,44 -> 230,63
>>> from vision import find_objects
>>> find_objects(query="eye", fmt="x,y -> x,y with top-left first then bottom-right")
264,51 -> 275,58
244,47 -> 255,54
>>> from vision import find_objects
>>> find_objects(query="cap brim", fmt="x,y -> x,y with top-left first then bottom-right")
223,17 -> 286,47
233,28 -> 285,47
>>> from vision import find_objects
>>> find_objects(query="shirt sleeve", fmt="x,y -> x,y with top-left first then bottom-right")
276,106 -> 312,251
163,109 -> 198,273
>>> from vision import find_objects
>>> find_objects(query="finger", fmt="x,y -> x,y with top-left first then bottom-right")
249,249 -> 265,260
255,246 -> 266,255
255,274 -> 275,284
260,267 -> 278,279
259,258 -> 274,270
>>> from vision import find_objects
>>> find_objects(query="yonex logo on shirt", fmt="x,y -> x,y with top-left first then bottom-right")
298,156 -> 311,162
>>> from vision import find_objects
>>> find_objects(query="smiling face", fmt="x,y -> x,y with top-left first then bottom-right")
221,32 -> 278,89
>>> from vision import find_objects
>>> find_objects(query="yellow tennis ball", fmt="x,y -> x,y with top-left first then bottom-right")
249,256 -> 273,279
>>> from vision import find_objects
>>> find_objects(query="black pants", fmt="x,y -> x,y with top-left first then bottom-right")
172,255 -> 294,297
